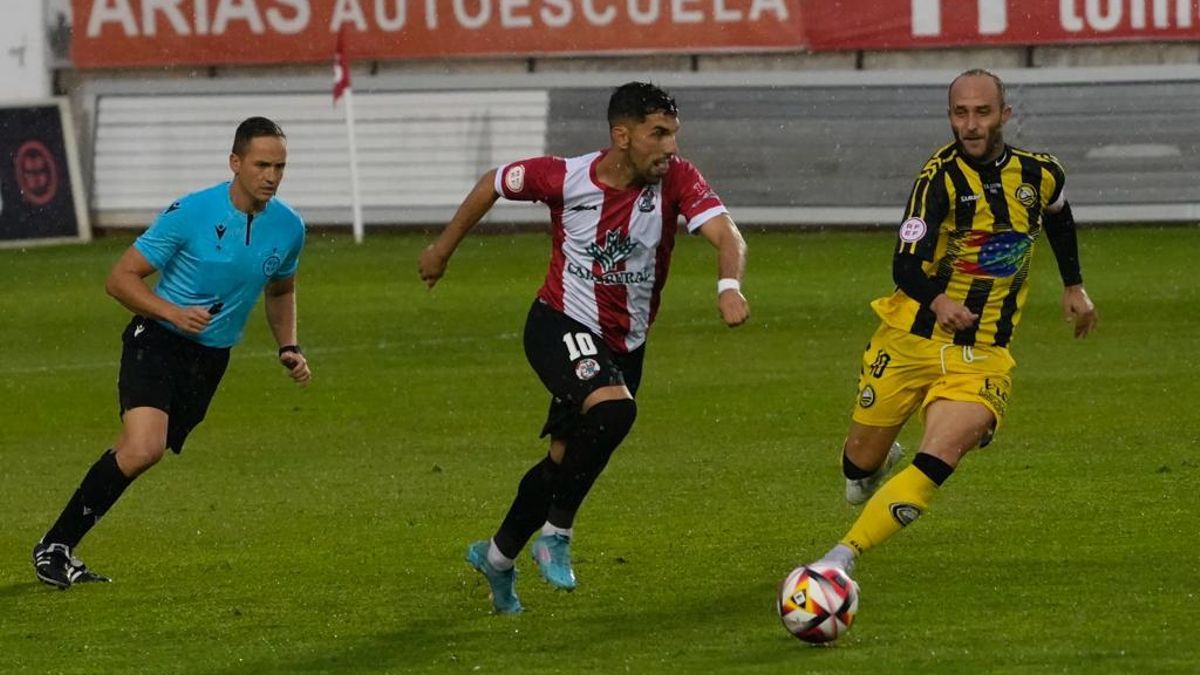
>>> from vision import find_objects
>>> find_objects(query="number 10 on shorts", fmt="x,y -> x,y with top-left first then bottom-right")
562,332 -> 598,360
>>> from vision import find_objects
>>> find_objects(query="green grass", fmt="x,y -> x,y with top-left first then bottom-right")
1,226 -> 1197,674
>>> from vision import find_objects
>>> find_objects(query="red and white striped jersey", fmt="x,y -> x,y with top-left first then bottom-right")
495,150 -> 728,353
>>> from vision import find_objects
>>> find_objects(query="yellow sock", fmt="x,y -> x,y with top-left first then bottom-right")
840,464 -> 940,556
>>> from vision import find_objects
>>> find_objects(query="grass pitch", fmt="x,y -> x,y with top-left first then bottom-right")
0,227 -> 1196,674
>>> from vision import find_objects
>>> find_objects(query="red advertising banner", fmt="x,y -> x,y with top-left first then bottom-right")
71,0 -> 805,69
805,0 -> 1200,51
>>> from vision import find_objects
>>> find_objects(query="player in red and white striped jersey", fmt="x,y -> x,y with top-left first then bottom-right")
420,82 -> 749,614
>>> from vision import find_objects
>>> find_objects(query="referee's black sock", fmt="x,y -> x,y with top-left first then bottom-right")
547,398 -> 637,530
43,449 -> 134,549
492,455 -> 560,560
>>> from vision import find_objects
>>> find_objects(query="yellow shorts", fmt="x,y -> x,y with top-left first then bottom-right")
851,323 -> 1016,429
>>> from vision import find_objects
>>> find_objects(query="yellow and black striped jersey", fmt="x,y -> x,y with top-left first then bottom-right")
872,143 -> 1066,348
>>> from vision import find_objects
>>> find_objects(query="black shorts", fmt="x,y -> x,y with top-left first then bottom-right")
118,316 -> 231,454
523,299 -> 645,439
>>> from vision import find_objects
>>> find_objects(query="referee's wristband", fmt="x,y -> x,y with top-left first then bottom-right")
717,278 -> 741,294
278,344 -> 302,357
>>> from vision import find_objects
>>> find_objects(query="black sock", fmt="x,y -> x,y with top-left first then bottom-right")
547,398 -> 637,530
492,455 -> 560,559
842,452 -> 873,480
912,452 -> 955,486
43,449 -> 134,549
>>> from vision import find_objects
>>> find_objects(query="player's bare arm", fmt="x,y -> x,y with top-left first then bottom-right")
264,275 -> 310,385
106,247 -> 210,335
698,214 -> 750,327
1062,285 -> 1097,338
419,169 -> 501,288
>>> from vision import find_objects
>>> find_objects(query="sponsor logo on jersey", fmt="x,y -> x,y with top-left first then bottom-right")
954,230 -> 1031,278
504,165 -> 525,193
1015,183 -> 1038,207
899,218 -> 927,243
567,262 -> 654,286
587,229 -> 639,273
575,358 -> 601,381
569,230 -> 649,286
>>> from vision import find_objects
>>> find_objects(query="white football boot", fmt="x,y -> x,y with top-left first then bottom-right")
845,442 -> 904,505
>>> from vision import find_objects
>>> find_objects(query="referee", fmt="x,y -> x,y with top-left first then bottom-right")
32,117 -> 310,589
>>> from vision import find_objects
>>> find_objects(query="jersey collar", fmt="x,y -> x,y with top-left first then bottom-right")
957,144 -> 1011,171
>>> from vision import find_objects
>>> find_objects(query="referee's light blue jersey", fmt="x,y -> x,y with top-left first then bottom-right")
133,182 -> 306,348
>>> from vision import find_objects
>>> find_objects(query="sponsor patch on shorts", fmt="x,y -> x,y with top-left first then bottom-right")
575,358 -> 600,381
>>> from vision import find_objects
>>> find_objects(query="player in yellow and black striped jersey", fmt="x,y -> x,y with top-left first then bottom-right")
808,69 -> 1099,577
876,140 -> 1068,348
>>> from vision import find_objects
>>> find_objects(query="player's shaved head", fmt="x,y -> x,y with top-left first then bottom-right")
949,69 -> 1006,109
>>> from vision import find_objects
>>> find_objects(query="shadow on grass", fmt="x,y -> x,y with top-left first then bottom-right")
206,578 -> 837,674
0,581 -> 48,598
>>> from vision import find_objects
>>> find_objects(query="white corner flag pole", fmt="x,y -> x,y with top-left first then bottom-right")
343,88 -> 365,244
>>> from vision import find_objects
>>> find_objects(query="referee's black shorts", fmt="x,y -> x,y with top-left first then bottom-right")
118,316 -> 230,453
523,299 -> 644,439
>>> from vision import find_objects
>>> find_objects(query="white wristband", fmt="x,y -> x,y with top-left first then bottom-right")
717,278 -> 741,294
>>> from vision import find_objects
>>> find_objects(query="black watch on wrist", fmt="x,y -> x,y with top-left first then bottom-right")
278,344 -> 302,357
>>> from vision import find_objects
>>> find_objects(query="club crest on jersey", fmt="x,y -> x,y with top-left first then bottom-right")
504,165 -> 525,193
899,217 -> 926,243
262,254 -> 282,277
637,186 -> 657,213
1015,183 -> 1038,207
575,358 -> 601,381
587,229 -> 639,274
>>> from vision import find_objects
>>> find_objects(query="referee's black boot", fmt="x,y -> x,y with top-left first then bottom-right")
33,542 -> 111,589
66,554 -> 112,585
32,542 -> 73,589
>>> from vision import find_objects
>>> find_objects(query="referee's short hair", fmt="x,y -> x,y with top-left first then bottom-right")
232,117 -> 286,156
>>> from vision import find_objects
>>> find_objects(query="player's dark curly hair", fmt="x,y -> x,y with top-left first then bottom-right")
232,116 -> 286,156
607,82 -> 678,126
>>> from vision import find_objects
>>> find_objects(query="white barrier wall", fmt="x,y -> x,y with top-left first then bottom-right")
83,68 -> 1200,228
92,89 -> 548,227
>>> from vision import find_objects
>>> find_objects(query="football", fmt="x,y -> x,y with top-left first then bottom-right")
777,564 -> 859,644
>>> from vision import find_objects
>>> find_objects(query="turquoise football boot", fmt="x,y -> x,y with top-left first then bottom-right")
466,540 -> 523,614
530,534 -> 577,591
